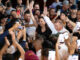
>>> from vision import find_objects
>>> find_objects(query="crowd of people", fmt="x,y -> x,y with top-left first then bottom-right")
0,0 -> 80,60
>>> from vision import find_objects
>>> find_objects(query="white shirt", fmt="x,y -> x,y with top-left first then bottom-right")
58,43 -> 68,59
7,45 -> 16,54
18,58 -> 23,60
48,51 -> 55,60
36,49 -> 55,60
68,55 -> 78,60
36,49 -> 41,60
26,19 -> 36,37
43,16 -> 69,34
57,32 -> 69,59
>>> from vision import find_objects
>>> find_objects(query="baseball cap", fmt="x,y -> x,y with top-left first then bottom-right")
63,0 -> 69,5
70,5 -> 77,9
25,50 -> 39,60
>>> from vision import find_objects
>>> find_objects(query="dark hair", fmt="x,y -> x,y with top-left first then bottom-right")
34,9 -> 40,15
42,40 -> 53,49
36,34 -> 44,41
24,10 -> 30,15
42,48 -> 49,57
29,0 -> 34,3
49,8 -> 55,12
56,5 -> 62,12
3,54 -> 14,60
54,18 -> 63,25
16,5 -> 22,8
61,11 -> 67,16
38,16 -> 44,19
10,10 -> 16,16
7,2 -> 12,7
34,3 -> 39,6
70,5 -> 77,10
55,16 -> 60,21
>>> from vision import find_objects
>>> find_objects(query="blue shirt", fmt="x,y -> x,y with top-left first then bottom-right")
0,30 -> 9,43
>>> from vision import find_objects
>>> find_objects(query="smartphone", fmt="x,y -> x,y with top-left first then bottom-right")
57,10 -> 61,16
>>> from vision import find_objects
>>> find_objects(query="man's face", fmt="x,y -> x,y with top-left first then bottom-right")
63,5 -> 69,10
11,11 -> 18,18
54,21 -> 63,31
49,9 -> 55,16
77,11 -> 80,22
1,18 -> 7,24
33,40 -> 42,51
24,14 -> 31,22
34,4 -> 40,10
0,6 -> 3,12
60,13 -> 66,20
17,0 -> 22,5
35,10 -> 40,16
71,9 -> 77,15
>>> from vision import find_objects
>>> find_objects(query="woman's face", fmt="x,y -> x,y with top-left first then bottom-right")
67,23 -> 73,30
39,18 -> 46,27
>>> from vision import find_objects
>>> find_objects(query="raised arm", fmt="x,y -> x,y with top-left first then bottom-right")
17,30 -> 23,41
16,41 -> 25,60
22,26 -> 26,40
10,31 -> 25,60
0,37 -> 10,60
55,42 -> 60,60
66,17 -> 76,29
29,1 -> 38,27
43,7 -> 57,34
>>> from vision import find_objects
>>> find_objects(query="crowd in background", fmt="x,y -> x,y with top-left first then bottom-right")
0,0 -> 80,60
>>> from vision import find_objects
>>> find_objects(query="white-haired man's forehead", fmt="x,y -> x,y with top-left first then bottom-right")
55,19 -> 63,24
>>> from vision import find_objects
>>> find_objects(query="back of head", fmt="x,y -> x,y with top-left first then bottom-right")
7,2 -> 12,7
25,50 -> 39,60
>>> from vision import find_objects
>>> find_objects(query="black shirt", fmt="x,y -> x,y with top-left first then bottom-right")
68,15 -> 77,23
36,25 -> 52,40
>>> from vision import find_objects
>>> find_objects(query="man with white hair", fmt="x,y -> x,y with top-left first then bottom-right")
56,33 -> 69,60
56,32 -> 78,60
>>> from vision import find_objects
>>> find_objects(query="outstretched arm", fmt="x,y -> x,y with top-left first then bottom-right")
16,41 -> 25,60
